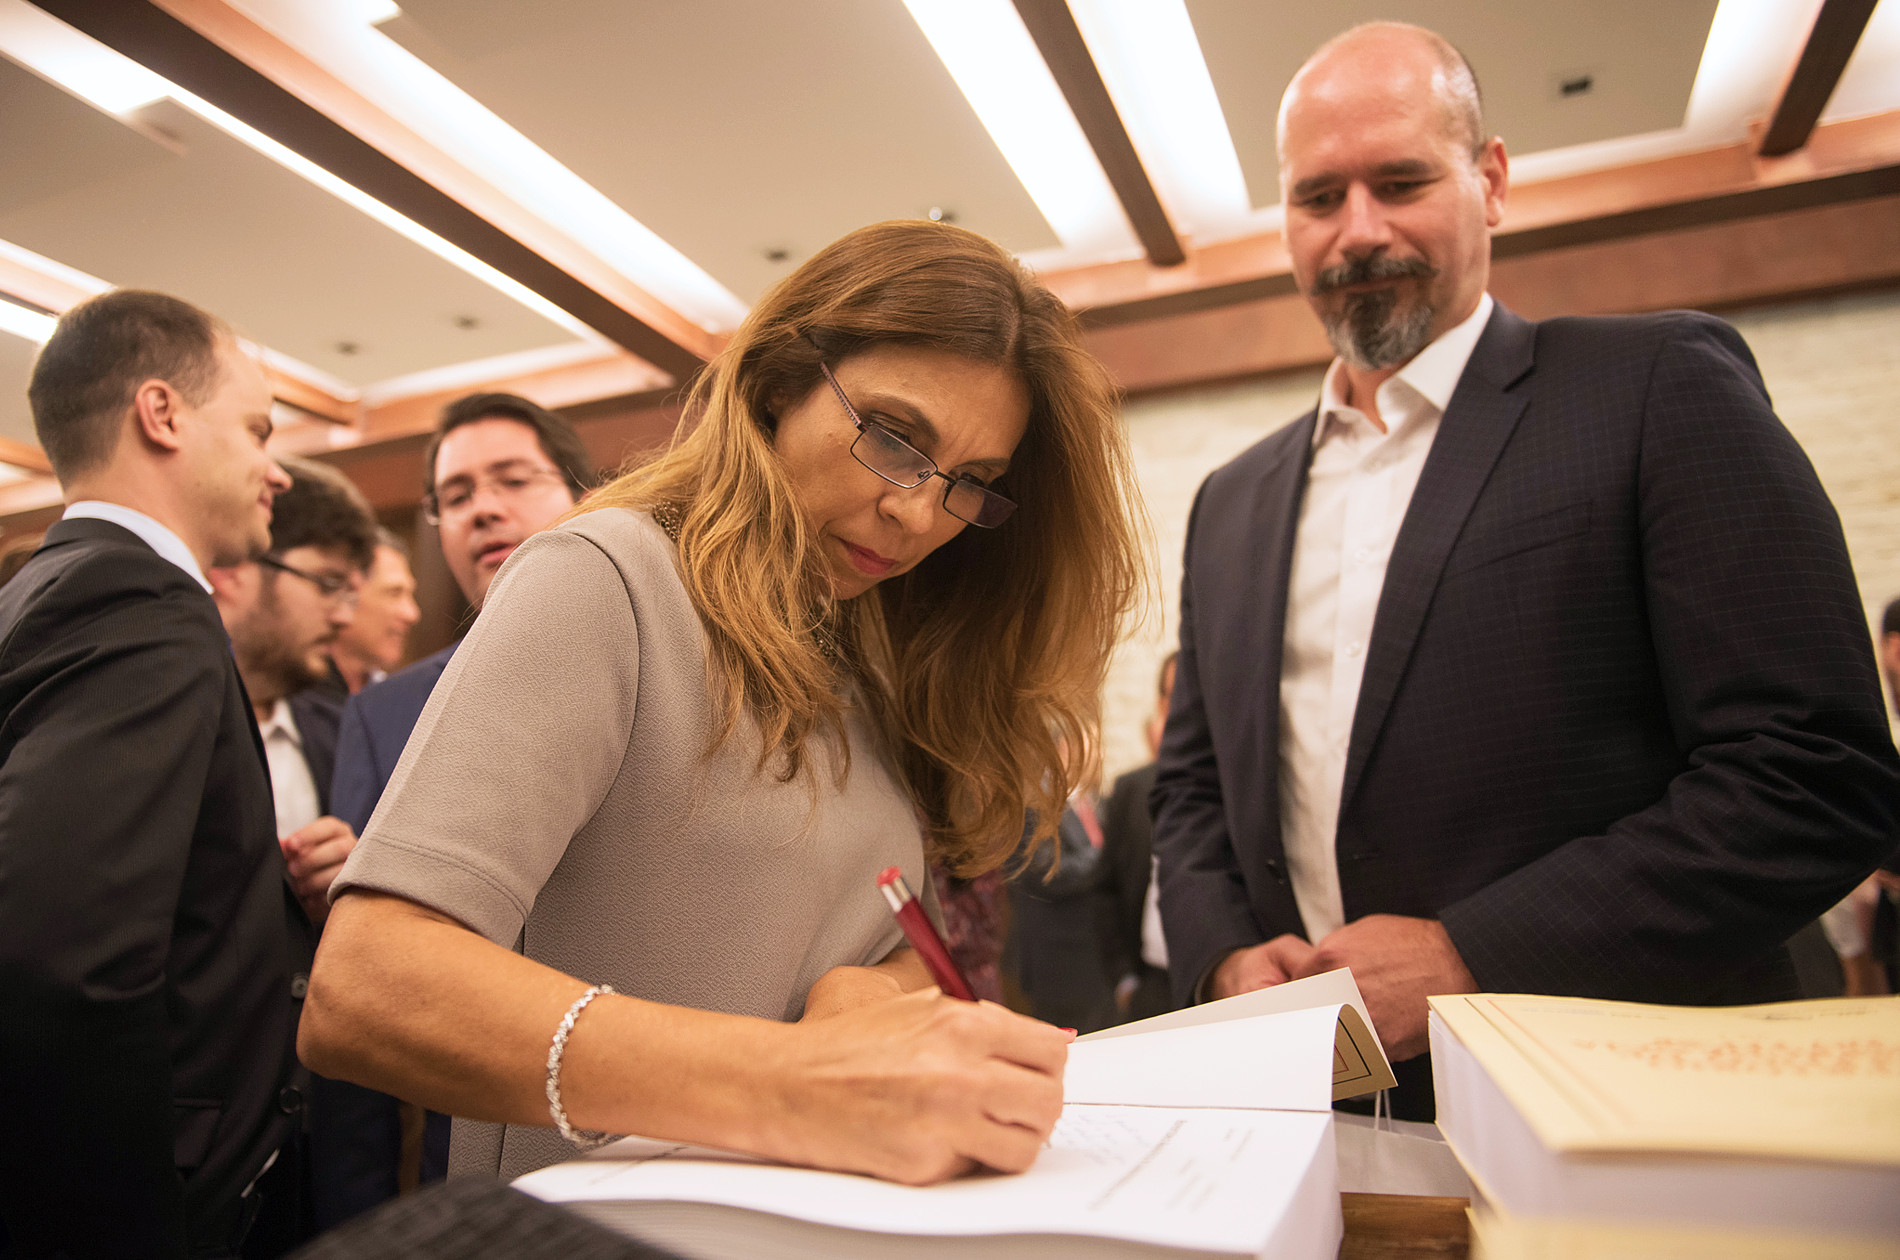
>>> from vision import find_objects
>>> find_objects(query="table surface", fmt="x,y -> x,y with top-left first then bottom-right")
1341,1194 -> 1471,1259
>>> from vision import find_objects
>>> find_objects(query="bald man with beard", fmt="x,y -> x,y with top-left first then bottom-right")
1151,22 -> 1900,1119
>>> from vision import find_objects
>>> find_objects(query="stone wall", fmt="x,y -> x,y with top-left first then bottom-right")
1100,285 -> 1900,783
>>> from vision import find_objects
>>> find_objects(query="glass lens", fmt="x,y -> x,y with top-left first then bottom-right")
945,479 -> 1017,528
853,425 -> 935,487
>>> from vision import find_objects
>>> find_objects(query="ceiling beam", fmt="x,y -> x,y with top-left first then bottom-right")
1043,108 -> 1900,327
0,437 -> 53,475
1081,192 -> 1900,396
1010,0 -> 1184,267
29,0 -> 716,380
1760,0 -> 1880,157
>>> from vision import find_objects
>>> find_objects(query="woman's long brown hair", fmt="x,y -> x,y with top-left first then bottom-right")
584,220 -> 1147,875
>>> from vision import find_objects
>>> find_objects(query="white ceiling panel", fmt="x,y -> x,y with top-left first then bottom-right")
0,55 -> 580,388
1186,0 -> 1722,211
381,0 -> 1062,301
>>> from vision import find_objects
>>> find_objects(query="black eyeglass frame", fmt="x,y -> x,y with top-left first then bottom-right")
259,554 -> 359,604
817,362 -> 1017,529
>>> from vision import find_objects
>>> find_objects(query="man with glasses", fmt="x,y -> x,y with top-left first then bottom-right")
319,392 -> 592,1228
209,456 -> 377,915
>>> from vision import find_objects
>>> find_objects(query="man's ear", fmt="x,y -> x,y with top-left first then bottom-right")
130,378 -> 187,454
205,562 -> 257,624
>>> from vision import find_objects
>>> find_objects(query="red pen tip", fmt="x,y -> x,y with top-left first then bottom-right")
876,866 -> 902,887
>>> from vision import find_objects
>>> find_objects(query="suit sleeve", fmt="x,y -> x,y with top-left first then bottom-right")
1440,317 -> 1900,998
1151,485 -> 1269,1005
0,588 -> 228,1258
330,693 -> 384,837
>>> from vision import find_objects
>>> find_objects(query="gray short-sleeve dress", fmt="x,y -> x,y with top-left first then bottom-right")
330,508 -> 924,1179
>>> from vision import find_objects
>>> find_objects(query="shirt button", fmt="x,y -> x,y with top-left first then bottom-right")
290,973 -> 309,1000
278,1086 -> 304,1115
1346,641 -> 1365,657
1353,547 -> 1374,565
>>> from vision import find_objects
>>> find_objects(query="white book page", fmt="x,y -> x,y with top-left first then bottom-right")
517,1106 -> 1334,1255
1080,967 -> 1381,1058
1064,1003 -> 1341,1112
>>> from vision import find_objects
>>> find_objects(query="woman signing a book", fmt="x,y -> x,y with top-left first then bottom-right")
300,220 -> 1147,1184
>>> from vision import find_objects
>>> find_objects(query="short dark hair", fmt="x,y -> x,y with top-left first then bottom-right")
422,392 -> 594,501
28,290 -> 231,481
1884,598 -> 1900,638
270,456 -> 377,572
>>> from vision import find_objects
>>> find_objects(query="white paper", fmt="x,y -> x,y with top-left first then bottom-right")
1079,967 -> 1386,1064
518,1106 -> 1336,1255
1064,1003 -> 1341,1113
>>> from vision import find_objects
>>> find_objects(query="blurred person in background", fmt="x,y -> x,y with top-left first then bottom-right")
328,528 -> 420,695
1094,651 -> 1180,1025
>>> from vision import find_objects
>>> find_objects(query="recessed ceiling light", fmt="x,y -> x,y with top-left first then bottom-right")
0,295 -> 56,345
903,0 -> 1135,257
1067,0 -> 1252,236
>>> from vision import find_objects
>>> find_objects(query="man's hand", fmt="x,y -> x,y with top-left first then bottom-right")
281,816 -> 356,928
1207,934 -> 1323,1000
1312,915 -> 1475,1061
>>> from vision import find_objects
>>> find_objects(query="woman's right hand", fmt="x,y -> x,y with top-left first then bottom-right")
755,989 -> 1067,1186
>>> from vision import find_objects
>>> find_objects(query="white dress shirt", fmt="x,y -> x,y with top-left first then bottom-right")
1278,294 -> 1494,942
258,698 -> 321,840
62,501 -> 211,592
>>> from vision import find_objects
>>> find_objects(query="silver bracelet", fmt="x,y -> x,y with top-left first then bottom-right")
546,983 -> 618,1150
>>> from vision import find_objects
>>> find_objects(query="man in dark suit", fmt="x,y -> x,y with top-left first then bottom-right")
1152,23 -> 1900,1119
0,291 -> 340,1256
318,393 -> 590,1226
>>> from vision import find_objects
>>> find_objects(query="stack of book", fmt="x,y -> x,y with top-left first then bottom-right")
1427,992 -> 1900,1257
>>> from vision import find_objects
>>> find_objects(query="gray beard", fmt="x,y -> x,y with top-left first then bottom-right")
1323,288 -> 1436,371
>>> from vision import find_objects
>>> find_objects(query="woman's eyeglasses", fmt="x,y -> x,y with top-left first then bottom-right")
819,363 -> 1017,529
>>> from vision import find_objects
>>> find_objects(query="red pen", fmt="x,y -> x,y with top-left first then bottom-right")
877,866 -> 976,1001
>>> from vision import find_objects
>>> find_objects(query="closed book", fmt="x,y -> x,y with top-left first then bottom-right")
1429,993 -> 1900,1239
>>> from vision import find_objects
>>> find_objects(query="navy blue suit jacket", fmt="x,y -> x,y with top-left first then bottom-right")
331,643 -> 457,836
1153,306 -> 1900,1018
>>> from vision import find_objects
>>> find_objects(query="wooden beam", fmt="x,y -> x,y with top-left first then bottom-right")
1011,0 -> 1185,267
1760,0 -> 1880,157
1044,109 -> 1900,327
0,438 -> 52,475
1081,193 -> 1900,395
30,0 -> 716,379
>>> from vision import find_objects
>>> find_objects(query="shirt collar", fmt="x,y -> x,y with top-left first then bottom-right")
1315,292 -> 1495,445
62,501 -> 212,593
256,697 -> 300,747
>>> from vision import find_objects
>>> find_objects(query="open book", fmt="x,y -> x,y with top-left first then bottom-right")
1430,993 -> 1900,1238
516,972 -> 1396,1259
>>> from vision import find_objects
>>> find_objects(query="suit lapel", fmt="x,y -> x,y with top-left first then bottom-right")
1339,306 -> 1536,815
1237,411 -> 1316,869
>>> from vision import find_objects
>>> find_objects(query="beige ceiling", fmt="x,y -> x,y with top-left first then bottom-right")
3,0 -> 1886,468
1189,0 -> 1723,210
0,50 -> 580,445
381,0 -> 1063,302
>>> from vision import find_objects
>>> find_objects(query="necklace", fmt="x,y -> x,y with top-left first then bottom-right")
648,501 -> 842,668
